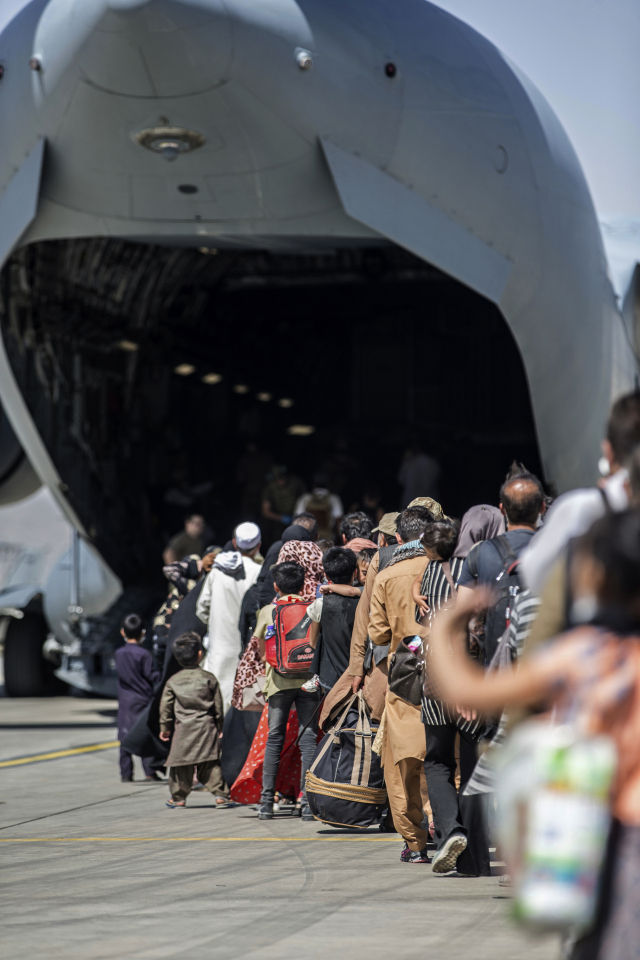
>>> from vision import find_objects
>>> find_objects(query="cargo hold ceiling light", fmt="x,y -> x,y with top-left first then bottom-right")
117,339 -> 138,352
257,392 -> 272,402
233,384 -> 249,394
202,373 -> 222,385
287,425 -> 315,436
135,126 -> 205,162
175,363 -> 196,376
277,398 -> 294,408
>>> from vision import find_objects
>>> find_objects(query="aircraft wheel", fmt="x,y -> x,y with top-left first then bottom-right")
3,613 -> 49,696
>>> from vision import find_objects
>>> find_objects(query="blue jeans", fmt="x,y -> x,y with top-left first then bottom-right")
260,687 -> 320,805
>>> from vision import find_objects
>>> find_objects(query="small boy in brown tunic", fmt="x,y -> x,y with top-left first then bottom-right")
159,631 -> 229,808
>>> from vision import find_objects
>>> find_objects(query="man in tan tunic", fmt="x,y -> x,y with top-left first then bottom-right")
368,508 -> 432,863
320,502 -> 440,726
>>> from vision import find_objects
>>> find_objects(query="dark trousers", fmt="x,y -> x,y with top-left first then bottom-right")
119,746 -> 156,780
169,760 -> 229,802
260,688 -> 320,806
423,722 -> 492,876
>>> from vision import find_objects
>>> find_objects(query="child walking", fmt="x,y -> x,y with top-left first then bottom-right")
159,631 -> 229,808
115,613 -> 160,782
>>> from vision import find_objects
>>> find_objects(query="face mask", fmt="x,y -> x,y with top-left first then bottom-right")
569,595 -> 598,625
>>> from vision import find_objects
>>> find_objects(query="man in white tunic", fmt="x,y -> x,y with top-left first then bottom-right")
196,522 -> 262,712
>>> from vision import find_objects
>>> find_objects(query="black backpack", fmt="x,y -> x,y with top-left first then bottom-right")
472,535 -> 523,664
305,692 -> 386,829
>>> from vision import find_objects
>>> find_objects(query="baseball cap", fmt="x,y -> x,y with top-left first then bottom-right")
371,512 -> 399,536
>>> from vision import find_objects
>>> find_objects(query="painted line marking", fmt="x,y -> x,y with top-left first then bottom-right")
0,741 -> 119,768
0,836 -> 400,843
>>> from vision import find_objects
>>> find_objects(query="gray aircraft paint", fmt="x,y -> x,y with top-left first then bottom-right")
0,0 -> 636,634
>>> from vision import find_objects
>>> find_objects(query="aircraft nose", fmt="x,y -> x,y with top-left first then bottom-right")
36,0 -> 233,98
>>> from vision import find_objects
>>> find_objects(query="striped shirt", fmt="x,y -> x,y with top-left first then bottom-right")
463,589 -> 541,795
415,557 -> 465,620
415,557 -> 483,731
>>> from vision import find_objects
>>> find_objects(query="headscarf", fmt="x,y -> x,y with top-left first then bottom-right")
276,539 -> 324,601
407,496 -> 445,520
282,524 -> 313,543
452,504 -> 505,559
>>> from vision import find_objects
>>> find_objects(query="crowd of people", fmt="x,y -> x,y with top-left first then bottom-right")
114,390 -> 640,959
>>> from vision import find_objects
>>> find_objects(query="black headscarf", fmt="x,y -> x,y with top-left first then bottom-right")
257,524 -> 314,607
282,523 -> 313,542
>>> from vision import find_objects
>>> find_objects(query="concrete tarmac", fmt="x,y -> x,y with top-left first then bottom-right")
0,696 -> 561,960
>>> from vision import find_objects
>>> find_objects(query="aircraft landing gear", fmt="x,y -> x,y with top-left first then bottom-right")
3,613 -> 51,696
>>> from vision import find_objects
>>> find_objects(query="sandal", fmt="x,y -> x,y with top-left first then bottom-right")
166,799 -> 186,808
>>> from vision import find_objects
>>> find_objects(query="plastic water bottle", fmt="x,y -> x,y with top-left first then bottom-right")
514,726 -> 616,930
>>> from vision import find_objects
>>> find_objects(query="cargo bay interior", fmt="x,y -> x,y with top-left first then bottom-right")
1,239 -> 542,586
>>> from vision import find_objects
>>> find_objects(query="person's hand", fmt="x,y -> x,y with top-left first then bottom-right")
455,705 -> 477,722
416,595 -> 429,619
201,551 -> 216,573
319,583 -> 333,594
351,675 -> 363,694
159,731 -> 171,741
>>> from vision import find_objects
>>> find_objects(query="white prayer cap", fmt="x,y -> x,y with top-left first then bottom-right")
234,522 -> 261,551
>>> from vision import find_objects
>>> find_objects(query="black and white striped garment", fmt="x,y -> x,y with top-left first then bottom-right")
416,557 -> 483,733
414,557 -> 465,621
463,589 -> 541,796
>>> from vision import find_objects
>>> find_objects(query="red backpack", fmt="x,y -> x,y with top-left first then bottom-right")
265,597 -> 315,677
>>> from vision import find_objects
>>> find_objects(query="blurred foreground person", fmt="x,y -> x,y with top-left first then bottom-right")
521,391 -> 640,596
430,509 -> 640,959
115,614 -> 160,782
160,632 -> 228,809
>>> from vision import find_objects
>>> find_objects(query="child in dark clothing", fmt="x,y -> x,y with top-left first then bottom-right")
114,613 -> 160,782
307,548 -> 360,692
159,631 -> 229,808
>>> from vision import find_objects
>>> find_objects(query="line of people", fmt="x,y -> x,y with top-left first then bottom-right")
116,389 -> 640,957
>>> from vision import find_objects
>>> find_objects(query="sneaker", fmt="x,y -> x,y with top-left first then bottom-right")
258,803 -> 274,820
400,842 -> 431,863
301,674 -> 321,692
431,832 -> 468,874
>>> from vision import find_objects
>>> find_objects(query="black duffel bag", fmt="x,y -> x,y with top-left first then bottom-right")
305,691 -> 386,829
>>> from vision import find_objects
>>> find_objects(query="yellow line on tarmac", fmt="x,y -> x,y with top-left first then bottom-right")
0,741 -> 119,768
0,836 -> 399,843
